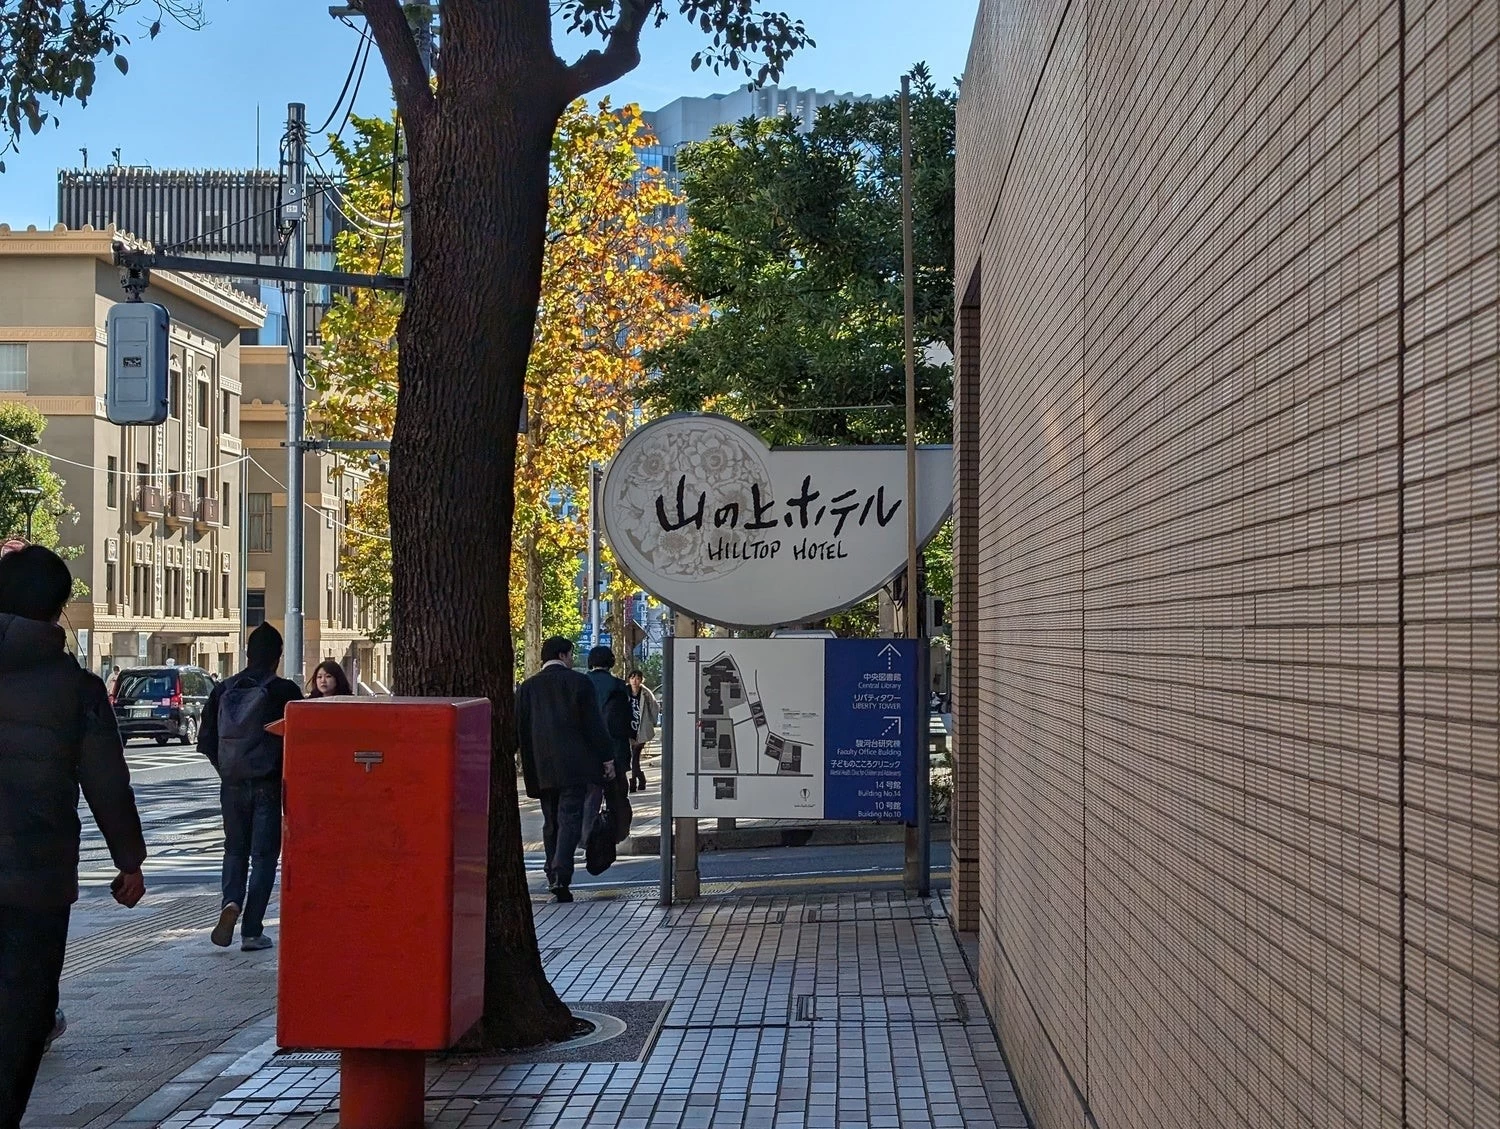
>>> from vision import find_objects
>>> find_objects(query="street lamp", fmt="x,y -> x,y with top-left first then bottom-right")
16,486 -> 41,541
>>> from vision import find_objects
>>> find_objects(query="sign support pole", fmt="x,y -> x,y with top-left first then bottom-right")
659,612 -> 675,907
899,74 -> 931,897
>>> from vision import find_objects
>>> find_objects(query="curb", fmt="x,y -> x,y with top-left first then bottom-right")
622,821 -> 951,855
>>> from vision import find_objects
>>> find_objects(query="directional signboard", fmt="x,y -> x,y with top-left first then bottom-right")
671,637 -> 918,821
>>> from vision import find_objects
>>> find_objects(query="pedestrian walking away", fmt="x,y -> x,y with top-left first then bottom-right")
307,659 -> 352,698
587,647 -> 634,840
199,622 -> 301,952
515,636 -> 616,903
0,546 -> 146,1129
626,668 -> 659,793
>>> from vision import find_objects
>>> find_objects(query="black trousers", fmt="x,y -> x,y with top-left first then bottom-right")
0,904 -> 70,1129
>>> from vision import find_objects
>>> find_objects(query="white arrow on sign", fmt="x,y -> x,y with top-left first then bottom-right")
878,642 -> 901,671
882,715 -> 902,736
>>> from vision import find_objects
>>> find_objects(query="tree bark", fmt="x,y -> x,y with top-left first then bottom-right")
388,69 -> 573,1046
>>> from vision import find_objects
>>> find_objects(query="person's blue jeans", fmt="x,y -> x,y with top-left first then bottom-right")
220,778 -> 282,939
0,904 -> 69,1129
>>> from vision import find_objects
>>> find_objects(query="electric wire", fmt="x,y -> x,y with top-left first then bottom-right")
0,435 -> 252,481
247,455 -> 391,542
307,32 -> 375,161
309,28 -> 372,137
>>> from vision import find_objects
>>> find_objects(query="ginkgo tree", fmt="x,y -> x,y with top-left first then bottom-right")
318,100 -> 692,677
7,0 -> 811,1051
515,98 -> 693,675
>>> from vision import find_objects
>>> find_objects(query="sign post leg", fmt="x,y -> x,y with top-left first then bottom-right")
660,621 -> 674,907
675,818 -> 700,900
916,641 -> 932,897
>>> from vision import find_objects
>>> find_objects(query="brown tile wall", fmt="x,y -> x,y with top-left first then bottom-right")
952,293 -> 982,934
953,2 -> 1497,1128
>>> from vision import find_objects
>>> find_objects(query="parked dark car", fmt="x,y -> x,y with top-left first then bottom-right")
111,665 -> 215,746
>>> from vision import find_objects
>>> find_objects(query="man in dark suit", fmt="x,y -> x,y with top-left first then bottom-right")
516,636 -> 616,902
586,646 -> 634,842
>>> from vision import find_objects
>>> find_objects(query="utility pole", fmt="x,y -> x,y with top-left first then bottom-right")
284,102 -> 308,685
588,463 -> 602,645
899,74 -> 932,898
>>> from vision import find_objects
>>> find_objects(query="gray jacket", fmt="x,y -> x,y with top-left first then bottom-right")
0,613 -> 147,907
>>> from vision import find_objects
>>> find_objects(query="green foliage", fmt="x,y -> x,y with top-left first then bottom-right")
647,64 -> 956,446
0,0 -> 201,171
558,1 -> 812,87
512,547 -> 584,684
0,402 -> 86,595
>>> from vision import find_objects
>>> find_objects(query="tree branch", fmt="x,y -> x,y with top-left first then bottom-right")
358,0 -> 435,139
561,0 -> 654,100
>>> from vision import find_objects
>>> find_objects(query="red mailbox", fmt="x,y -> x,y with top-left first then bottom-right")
277,696 -> 490,1128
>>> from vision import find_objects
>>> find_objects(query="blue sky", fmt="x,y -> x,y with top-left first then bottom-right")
0,1 -> 979,228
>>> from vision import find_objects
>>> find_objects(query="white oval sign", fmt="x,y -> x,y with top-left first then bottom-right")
601,414 -> 953,628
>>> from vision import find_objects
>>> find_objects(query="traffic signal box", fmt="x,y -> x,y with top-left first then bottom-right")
276,696 -> 491,1129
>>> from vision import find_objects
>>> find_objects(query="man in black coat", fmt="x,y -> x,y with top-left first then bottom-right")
586,646 -> 634,841
0,546 -> 147,1128
516,636 -> 616,902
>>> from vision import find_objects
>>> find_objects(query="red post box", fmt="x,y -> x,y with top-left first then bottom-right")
276,696 -> 490,1129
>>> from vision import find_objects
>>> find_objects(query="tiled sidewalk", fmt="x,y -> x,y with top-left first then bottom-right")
161,892 -> 1025,1128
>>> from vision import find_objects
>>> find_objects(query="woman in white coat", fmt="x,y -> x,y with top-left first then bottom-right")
626,669 -> 660,793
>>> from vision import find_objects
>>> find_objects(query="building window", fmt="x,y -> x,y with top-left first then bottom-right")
196,377 -> 210,427
248,492 -> 273,552
246,589 -> 266,627
221,572 -> 230,611
168,364 -> 181,419
106,457 -> 118,509
136,461 -> 150,491
0,344 -> 25,391
221,480 -> 231,527
221,390 -> 232,433
106,561 -> 117,606
196,475 -> 208,503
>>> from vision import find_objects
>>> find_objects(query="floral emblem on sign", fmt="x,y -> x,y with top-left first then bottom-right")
605,416 -> 771,582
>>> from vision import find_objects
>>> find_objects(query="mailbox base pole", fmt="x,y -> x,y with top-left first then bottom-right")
340,1049 -> 425,1129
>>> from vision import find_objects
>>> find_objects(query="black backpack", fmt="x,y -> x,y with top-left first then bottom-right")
217,672 -> 275,781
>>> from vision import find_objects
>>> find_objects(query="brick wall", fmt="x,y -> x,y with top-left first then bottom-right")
953,3 -> 1497,1128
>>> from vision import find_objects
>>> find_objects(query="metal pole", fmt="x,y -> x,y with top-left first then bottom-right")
285,102 -> 307,684
659,614 -> 675,907
901,73 -> 919,639
916,584 -> 932,898
588,463 -> 602,644
900,75 -> 929,894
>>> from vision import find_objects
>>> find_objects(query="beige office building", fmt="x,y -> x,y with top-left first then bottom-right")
0,224 -> 260,676
239,345 -> 390,690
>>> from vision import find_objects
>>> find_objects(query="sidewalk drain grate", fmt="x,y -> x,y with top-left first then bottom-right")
791,993 -> 969,1025
273,1051 -> 341,1066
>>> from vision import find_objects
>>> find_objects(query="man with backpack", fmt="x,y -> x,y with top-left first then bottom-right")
197,622 -> 301,951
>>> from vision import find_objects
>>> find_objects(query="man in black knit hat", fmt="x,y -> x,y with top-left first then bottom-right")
198,622 -> 301,951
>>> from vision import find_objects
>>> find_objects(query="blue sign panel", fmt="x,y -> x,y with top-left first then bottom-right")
671,637 -> 919,822
822,638 -> 918,822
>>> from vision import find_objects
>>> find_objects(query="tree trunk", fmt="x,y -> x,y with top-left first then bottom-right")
608,592 -> 628,670
388,83 -> 572,1047
524,530 -> 543,677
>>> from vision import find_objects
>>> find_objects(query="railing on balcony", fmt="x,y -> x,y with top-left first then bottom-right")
195,496 -> 221,528
166,491 -> 195,524
134,485 -> 164,521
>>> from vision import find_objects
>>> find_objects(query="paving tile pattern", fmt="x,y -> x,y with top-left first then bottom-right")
159,892 -> 1024,1128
